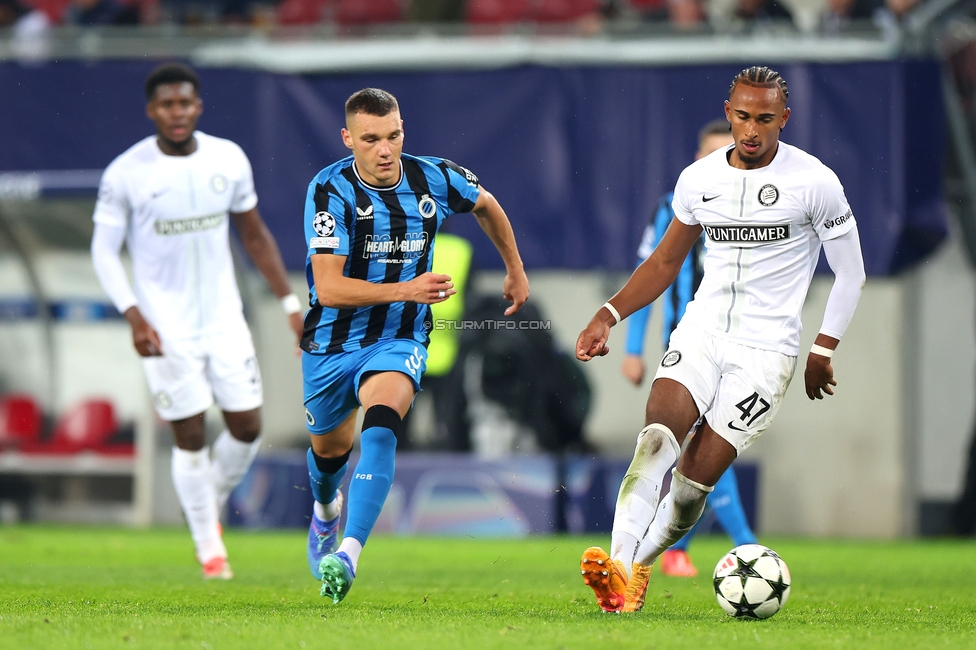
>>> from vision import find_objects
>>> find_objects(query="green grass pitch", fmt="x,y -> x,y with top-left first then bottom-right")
2,527 -> 976,649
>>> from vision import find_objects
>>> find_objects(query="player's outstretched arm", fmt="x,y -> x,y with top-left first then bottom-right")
232,208 -> 304,342
576,219 -> 701,362
311,254 -> 455,309
804,226 -> 865,400
471,188 -> 529,315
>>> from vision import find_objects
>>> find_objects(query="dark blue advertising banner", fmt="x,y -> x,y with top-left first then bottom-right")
0,59 -> 944,274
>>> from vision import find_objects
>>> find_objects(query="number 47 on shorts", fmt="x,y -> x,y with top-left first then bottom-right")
735,392 -> 770,428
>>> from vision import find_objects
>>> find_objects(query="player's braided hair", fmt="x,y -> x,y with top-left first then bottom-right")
345,88 -> 399,117
144,63 -> 200,100
729,66 -> 789,104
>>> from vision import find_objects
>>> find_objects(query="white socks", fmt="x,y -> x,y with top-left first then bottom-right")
635,469 -> 713,567
171,446 -> 226,563
313,496 -> 341,522
337,537 -> 363,573
610,424 -> 680,573
211,430 -> 261,511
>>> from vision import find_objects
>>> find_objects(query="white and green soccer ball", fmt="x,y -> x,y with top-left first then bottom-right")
713,544 -> 791,619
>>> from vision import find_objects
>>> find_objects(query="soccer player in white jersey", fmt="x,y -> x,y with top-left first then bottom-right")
576,66 -> 866,613
90,63 -> 304,580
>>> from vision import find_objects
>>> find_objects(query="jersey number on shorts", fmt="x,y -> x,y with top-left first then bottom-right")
735,392 -> 771,427
404,346 -> 423,377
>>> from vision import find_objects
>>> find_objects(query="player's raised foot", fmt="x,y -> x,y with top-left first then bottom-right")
307,492 -> 344,580
622,563 -> 651,613
580,546 -> 628,613
660,549 -> 698,577
201,556 -> 233,580
319,551 -> 356,604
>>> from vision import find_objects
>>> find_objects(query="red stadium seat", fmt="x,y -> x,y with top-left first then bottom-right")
0,394 -> 43,449
48,399 -> 119,453
277,0 -> 329,25
531,0 -> 600,22
466,0 -> 531,24
333,0 -> 403,25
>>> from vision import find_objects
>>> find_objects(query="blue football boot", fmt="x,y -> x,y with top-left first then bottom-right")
307,491 -> 343,580
319,551 -> 356,604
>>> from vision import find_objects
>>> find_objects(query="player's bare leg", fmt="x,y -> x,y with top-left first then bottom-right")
634,423 -> 737,571
212,408 -> 262,511
170,412 -> 230,579
582,378 -> 699,612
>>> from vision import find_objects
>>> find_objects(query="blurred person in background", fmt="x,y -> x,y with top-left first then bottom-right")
576,66 -> 865,613
820,0 -> 881,32
0,0 -> 50,61
668,0 -> 705,29
300,88 -> 529,604
873,0 -> 918,39
621,119 -> 757,578
64,0 -> 140,24
734,0 -> 793,22
90,63 -> 303,580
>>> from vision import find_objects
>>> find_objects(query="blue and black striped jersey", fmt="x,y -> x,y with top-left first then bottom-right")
624,192 -> 706,355
300,153 -> 481,355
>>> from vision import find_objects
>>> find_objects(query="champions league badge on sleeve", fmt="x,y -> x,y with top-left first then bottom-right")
313,211 -> 337,237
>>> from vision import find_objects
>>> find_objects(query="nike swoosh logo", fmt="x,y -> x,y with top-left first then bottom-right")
151,188 -> 172,199
727,420 -> 747,432
703,195 -> 721,202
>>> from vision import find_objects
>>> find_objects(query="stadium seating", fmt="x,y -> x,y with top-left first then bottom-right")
333,0 -> 403,24
531,0 -> 600,22
47,398 -> 120,454
466,0 -> 531,24
0,393 -> 43,449
276,0 -> 329,25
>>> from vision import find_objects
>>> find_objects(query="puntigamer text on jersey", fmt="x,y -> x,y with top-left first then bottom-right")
702,224 -> 791,244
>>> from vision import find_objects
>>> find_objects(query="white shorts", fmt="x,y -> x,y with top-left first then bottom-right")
142,324 -> 263,421
652,321 -> 796,454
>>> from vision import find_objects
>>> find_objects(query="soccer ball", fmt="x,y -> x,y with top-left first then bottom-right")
713,544 -> 791,619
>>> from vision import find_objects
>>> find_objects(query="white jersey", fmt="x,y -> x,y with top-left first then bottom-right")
671,141 -> 856,356
93,132 -> 258,340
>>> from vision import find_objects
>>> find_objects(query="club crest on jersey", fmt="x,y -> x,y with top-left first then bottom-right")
210,174 -> 228,194
305,408 -> 315,426
661,351 -> 682,367
418,194 -> 437,219
356,205 -> 374,220
313,211 -> 337,237
757,184 -> 779,206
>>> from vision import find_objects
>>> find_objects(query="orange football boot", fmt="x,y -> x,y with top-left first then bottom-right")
622,563 -> 651,612
580,547 -> 628,613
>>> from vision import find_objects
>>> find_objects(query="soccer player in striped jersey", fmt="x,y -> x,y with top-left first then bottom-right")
577,66 -> 865,613
621,120 -> 758,579
301,88 -> 529,603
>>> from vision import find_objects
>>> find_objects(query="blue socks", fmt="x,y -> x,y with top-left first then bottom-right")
343,425 -> 397,546
671,466 -> 757,550
307,447 -> 349,506
710,466 -> 757,547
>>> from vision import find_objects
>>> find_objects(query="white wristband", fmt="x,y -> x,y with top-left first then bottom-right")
810,344 -> 834,358
281,293 -> 302,316
602,302 -> 621,325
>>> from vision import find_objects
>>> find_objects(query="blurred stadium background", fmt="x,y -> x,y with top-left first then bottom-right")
0,0 -> 968,544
